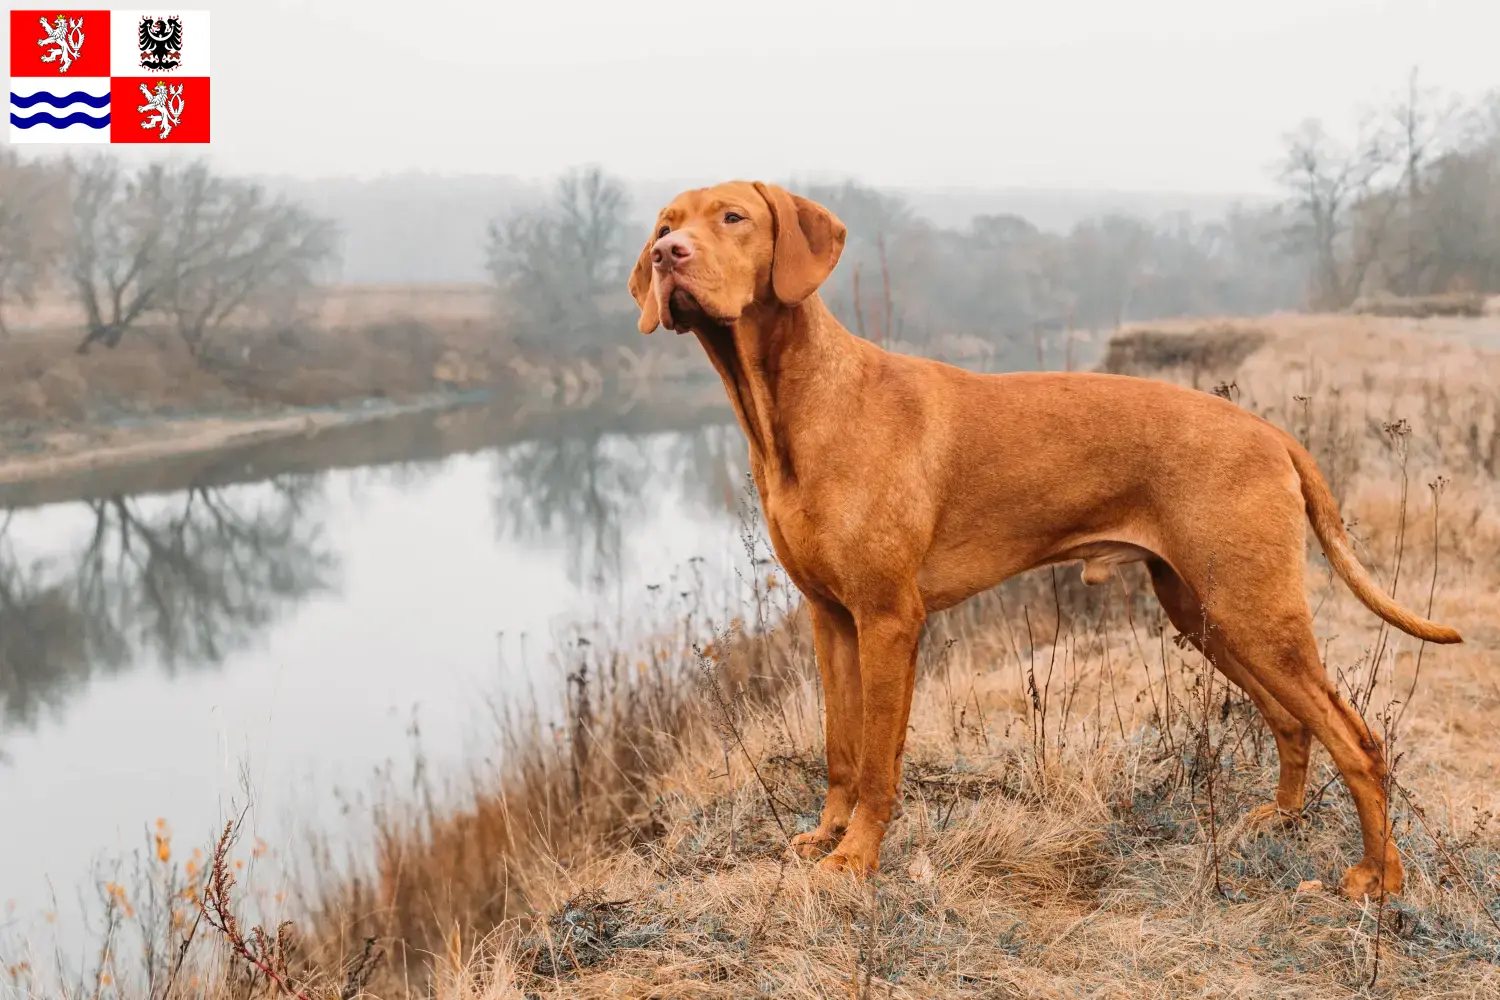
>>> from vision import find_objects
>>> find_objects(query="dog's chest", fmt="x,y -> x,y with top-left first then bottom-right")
758,487 -> 846,604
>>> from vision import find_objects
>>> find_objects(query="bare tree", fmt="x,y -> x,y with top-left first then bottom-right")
0,151 -> 67,337
68,157 -> 175,352
160,164 -> 339,357
1386,67 -> 1464,294
485,166 -> 633,347
1276,118 -> 1400,308
66,157 -> 337,355
553,167 -> 632,293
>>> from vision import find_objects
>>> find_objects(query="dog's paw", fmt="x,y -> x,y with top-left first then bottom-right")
1244,802 -> 1303,832
789,830 -> 839,860
1340,849 -> 1403,900
817,849 -> 878,877
815,826 -> 883,876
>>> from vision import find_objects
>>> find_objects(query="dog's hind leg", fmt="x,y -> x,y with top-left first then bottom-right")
1169,553 -> 1402,899
792,598 -> 864,858
1148,559 -> 1312,827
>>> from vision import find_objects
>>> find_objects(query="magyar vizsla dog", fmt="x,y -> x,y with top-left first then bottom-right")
627,181 -> 1462,900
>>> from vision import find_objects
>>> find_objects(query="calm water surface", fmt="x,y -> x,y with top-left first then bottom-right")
0,401 -> 752,954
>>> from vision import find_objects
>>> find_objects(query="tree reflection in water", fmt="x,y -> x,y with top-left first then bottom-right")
0,474 -> 338,736
490,421 -> 749,591
0,417 -> 750,739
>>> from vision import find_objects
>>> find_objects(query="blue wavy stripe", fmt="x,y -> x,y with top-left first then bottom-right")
10,111 -> 111,129
10,90 -> 111,109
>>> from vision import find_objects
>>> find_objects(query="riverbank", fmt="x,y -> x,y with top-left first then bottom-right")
0,382 -> 739,508
0,390 -> 495,489
0,281 -> 727,502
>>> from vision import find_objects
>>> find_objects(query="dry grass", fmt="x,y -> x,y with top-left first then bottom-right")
1348,293 -> 1494,320
7,314 -> 1500,999
4,284 -> 495,334
0,318 -> 519,423
1097,320 -> 1272,389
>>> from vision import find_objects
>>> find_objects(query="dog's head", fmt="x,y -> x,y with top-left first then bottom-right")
628,182 -> 847,335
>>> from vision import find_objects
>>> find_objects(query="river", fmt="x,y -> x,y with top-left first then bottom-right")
0,393 -> 754,958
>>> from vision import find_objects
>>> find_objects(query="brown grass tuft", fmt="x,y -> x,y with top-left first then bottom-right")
1096,320 -> 1271,389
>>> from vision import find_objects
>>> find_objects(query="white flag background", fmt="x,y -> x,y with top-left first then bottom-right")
8,77 -> 112,144
109,10 -> 213,76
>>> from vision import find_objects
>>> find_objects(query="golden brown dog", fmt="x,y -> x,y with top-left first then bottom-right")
627,181 -> 1462,900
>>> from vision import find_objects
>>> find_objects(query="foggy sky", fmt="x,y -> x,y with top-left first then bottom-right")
4,0 -> 1498,194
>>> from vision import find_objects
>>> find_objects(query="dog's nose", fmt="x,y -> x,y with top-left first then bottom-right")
651,232 -> 693,271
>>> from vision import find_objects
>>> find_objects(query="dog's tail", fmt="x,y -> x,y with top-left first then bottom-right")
1284,433 -> 1462,644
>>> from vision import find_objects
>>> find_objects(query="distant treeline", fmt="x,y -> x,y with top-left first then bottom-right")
483,71 -> 1500,365
1,69 -> 1496,366
482,167 -> 1307,370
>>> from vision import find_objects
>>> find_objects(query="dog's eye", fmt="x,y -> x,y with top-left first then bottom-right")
657,225 -> 670,238
723,212 -> 744,224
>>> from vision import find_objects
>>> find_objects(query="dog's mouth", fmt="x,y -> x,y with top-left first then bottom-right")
656,275 -> 723,334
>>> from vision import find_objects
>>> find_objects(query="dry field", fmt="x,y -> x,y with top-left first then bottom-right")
0,286 -> 508,424
1,284 -> 497,335
6,312 -> 1500,999
0,284 -> 714,467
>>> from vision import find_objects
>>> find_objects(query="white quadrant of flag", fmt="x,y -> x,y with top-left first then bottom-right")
8,76 -> 112,144
110,10 -> 211,76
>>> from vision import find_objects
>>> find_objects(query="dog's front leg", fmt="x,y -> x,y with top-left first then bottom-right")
820,598 -> 923,875
791,600 -> 862,858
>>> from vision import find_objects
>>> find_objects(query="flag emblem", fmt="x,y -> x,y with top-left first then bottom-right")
136,79 -> 183,138
37,13 -> 87,71
8,10 -> 209,144
136,14 -> 182,71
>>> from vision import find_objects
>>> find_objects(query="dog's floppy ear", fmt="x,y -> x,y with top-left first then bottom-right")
627,233 -> 660,334
753,182 -> 847,305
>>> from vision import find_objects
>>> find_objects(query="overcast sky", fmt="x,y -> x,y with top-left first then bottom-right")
5,0 -> 1498,193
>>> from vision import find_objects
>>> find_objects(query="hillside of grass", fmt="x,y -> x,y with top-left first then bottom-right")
7,313 -> 1500,999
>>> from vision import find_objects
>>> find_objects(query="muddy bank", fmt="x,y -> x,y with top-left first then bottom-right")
0,392 -> 488,494
0,383 -> 735,508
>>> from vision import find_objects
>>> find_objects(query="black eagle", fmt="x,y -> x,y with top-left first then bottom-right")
137,15 -> 183,71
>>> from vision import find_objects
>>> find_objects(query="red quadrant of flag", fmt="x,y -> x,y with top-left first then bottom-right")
9,10 -> 112,77
110,76 -> 210,143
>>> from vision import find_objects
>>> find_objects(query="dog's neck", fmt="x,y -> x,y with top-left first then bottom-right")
692,294 -> 862,487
